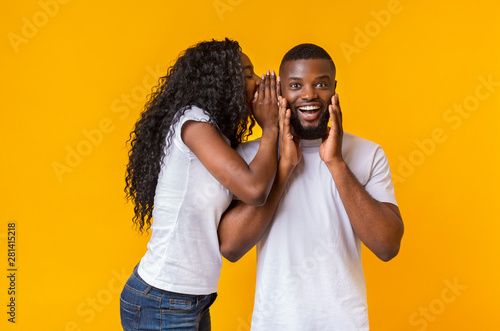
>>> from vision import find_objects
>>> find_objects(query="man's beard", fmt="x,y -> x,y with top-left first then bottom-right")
290,109 -> 330,140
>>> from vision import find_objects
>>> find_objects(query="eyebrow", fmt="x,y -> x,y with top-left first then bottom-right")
242,65 -> 253,71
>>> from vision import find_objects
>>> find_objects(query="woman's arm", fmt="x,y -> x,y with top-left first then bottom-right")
182,72 -> 279,206
218,97 -> 302,261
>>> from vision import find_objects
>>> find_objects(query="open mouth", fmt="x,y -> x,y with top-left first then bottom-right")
297,105 -> 321,121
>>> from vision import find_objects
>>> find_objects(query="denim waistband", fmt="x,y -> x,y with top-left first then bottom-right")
130,263 -> 216,300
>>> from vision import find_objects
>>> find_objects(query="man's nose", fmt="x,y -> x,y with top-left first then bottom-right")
301,86 -> 316,100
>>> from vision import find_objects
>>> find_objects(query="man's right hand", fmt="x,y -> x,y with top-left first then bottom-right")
278,95 -> 301,171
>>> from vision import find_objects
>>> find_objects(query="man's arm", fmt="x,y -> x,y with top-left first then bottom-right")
320,94 -> 404,262
218,97 -> 301,262
218,162 -> 292,262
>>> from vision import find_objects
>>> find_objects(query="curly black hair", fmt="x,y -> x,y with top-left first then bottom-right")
125,38 -> 255,233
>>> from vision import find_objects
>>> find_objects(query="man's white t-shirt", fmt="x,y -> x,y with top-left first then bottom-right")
138,106 -> 232,295
236,133 -> 398,330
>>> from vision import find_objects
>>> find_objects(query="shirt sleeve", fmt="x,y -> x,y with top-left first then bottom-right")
172,106 -> 216,155
364,146 -> 398,206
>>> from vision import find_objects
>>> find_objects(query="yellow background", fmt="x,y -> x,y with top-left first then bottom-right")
1,0 -> 499,330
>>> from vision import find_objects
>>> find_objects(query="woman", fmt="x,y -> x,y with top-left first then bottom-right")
120,38 -> 279,330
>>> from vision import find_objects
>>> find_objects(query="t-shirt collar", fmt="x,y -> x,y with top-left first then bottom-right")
300,138 -> 323,147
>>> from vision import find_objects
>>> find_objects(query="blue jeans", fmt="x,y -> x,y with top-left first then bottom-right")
120,265 -> 217,331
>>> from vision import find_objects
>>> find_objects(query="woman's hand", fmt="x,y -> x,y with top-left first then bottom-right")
252,70 -> 279,131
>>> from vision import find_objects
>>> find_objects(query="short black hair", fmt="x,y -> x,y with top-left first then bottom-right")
279,43 -> 335,73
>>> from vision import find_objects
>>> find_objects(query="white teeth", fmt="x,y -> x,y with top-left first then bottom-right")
298,105 -> 320,111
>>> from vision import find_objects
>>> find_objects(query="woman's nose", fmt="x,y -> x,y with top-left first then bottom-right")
254,73 -> 262,85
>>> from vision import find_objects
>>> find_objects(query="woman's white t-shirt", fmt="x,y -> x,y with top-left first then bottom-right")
138,106 -> 232,295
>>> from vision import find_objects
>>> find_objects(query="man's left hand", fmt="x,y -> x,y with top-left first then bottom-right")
320,94 -> 344,166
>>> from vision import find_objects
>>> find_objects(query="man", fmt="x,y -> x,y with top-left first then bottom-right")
218,44 -> 404,330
